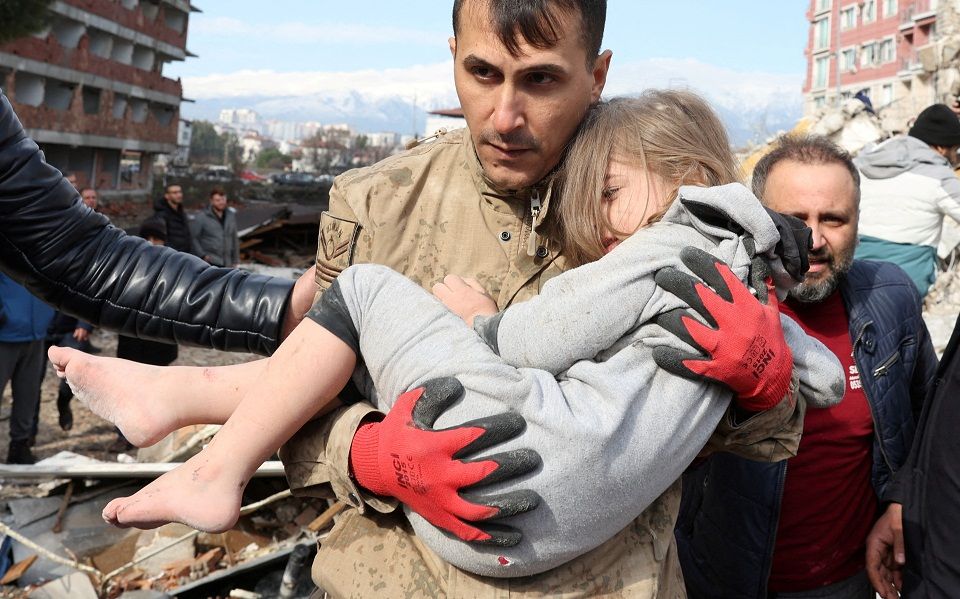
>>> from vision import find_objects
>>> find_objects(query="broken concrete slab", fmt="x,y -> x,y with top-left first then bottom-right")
29,571 -> 98,599
8,484 -> 139,586
133,524 -> 196,574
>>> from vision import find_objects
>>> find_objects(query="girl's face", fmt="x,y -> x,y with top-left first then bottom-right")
600,155 -> 669,254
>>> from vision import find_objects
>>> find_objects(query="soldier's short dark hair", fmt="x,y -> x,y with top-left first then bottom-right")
751,134 -> 861,206
209,187 -> 226,198
452,0 -> 606,67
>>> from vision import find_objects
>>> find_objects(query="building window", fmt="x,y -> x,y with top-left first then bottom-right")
840,6 -> 857,29
814,56 -> 830,89
861,42 -> 878,68
880,38 -> 896,63
81,86 -> 101,114
862,0 -> 877,23
814,95 -> 827,108
883,0 -> 898,18
840,48 -> 857,71
814,17 -> 831,51
881,83 -> 894,105
815,0 -> 832,12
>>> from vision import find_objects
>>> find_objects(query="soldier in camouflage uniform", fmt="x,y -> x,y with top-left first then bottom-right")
279,1 -> 808,596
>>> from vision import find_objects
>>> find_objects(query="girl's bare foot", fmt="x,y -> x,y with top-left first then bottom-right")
102,448 -> 244,532
47,347 -> 182,447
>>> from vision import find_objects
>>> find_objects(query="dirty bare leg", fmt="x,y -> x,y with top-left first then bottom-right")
48,346 -> 269,447
100,318 -> 357,532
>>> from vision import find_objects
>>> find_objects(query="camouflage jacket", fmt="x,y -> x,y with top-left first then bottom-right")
279,128 -> 805,596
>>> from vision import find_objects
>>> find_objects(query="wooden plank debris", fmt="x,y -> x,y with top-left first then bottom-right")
307,501 -> 346,532
0,460 -> 285,479
0,554 -> 37,584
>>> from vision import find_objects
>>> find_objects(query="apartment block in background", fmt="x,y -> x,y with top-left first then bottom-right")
803,0 -> 945,130
0,0 -> 195,201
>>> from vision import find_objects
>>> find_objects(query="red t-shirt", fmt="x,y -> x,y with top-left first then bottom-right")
768,292 -> 879,592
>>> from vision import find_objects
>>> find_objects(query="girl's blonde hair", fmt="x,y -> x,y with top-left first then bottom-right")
552,90 -> 741,266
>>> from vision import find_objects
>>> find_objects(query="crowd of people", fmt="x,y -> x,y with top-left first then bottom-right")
0,177 -> 241,463
3,0 -> 960,597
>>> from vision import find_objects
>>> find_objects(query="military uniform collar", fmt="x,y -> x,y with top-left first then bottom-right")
460,128 -> 556,222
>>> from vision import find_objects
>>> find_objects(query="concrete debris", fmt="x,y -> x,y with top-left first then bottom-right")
29,571 -> 99,599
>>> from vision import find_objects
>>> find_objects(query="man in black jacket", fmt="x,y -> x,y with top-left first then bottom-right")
153,184 -> 194,254
868,321 -> 960,598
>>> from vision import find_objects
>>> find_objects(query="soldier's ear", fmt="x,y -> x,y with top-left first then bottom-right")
449,36 -> 457,58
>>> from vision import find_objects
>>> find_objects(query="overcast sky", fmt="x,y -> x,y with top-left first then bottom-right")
169,1 -> 810,105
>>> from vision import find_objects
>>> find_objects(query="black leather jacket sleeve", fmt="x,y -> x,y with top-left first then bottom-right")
0,91 -> 293,355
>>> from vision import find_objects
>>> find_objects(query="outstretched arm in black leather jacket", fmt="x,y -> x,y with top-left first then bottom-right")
0,91 -> 302,356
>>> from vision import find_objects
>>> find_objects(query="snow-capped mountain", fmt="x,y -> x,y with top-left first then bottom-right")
182,57 -> 803,146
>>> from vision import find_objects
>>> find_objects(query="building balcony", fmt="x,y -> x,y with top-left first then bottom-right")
8,85 -> 178,151
1,36 -> 182,99
900,1 -> 937,26
64,0 -> 189,51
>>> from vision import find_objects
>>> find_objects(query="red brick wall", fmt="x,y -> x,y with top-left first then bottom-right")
1,35 -> 182,97
6,77 -> 178,147
62,0 -> 188,50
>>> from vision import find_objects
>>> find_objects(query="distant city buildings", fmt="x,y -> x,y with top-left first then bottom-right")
0,0 -> 194,201
802,0 -> 955,129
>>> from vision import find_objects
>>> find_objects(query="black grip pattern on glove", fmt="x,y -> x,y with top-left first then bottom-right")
409,377 -> 543,546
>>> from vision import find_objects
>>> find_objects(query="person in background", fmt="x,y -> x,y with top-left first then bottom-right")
153,184 -> 194,253
676,135 -> 936,599
854,104 -> 960,296
109,215 -> 179,451
44,185 -> 102,431
80,187 -> 97,210
0,273 -> 54,464
192,187 -> 240,267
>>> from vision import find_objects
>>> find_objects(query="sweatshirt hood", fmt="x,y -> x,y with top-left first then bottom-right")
855,135 -> 949,179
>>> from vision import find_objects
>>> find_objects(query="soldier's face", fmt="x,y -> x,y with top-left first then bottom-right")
450,1 -> 610,190
762,159 -> 859,303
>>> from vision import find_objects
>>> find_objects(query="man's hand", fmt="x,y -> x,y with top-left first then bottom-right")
281,265 -> 318,341
652,247 -> 793,412
72,327 -> 89,343
867,503 -> 905,598
432,274 -> 498,328
349,377 -> 540,546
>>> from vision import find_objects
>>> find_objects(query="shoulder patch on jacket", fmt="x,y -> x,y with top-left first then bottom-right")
316,212 -> 361,289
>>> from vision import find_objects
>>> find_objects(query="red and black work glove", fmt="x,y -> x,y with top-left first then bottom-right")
349,377 -> 541,547
652,246 -> 793,412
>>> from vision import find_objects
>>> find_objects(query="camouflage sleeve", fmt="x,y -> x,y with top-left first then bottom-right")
279,403 -> 397,514
315,181 -> 363,292
278,181 -> 394,512
702,373 -> 804,461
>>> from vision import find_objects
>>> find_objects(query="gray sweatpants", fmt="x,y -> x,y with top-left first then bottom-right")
0,340 -> 45,443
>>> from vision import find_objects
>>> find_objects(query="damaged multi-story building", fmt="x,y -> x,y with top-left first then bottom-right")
803,0 -> 960,130
0,0 -> 195,202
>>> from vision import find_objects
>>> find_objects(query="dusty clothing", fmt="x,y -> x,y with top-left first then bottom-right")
279,129 -> 811,595
191,205 -> 239,267
313,481 -> 686,598
306,184 -> 842,578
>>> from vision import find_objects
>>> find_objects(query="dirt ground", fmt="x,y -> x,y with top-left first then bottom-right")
0,328 -> 258,470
